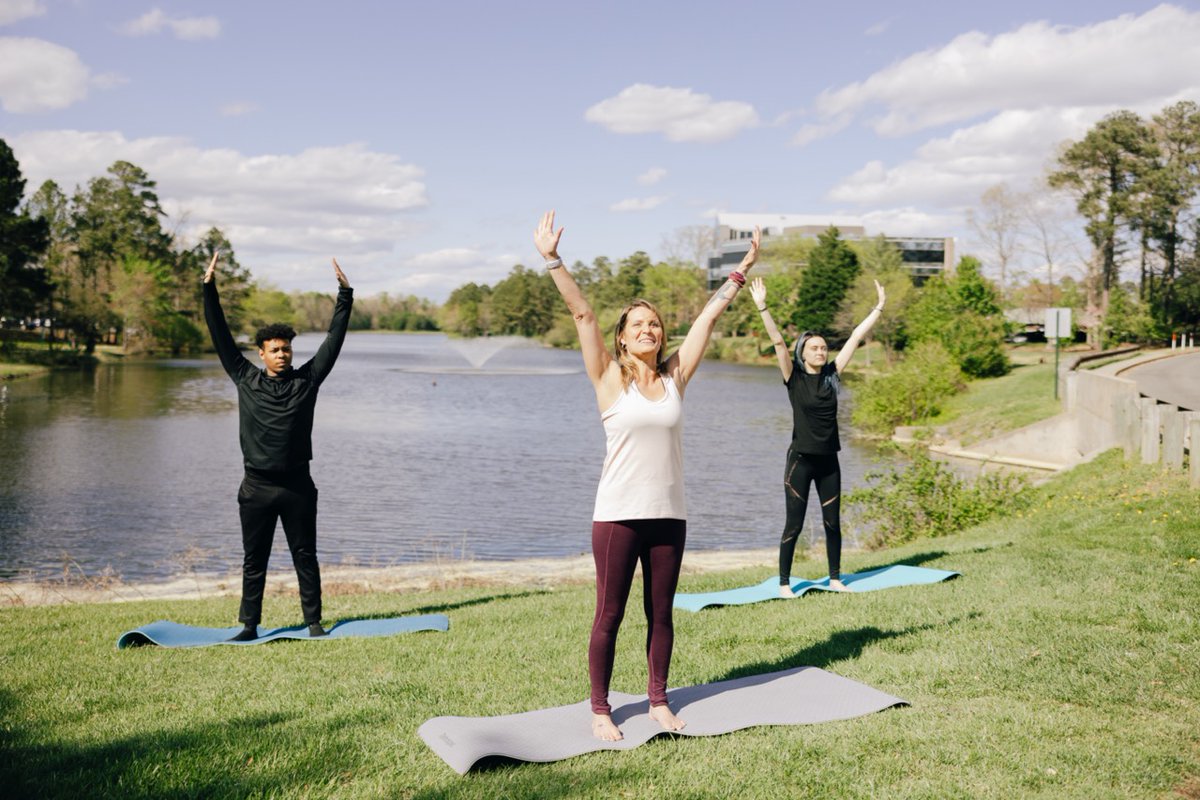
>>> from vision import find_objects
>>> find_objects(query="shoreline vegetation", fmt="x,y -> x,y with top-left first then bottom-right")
1,450 -> 1197,797
0,547 -> 779,609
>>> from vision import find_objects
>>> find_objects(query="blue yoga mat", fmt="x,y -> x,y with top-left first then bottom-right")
674,565 -> 960,612
116,614 -> 450,649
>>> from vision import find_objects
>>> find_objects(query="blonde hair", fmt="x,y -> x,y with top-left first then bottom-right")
613,300 -> 668,390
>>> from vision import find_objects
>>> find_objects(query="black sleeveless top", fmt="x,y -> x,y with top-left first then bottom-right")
785,362 -> 840,454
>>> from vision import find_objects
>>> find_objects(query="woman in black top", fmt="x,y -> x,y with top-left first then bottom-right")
749,277 -> 885,596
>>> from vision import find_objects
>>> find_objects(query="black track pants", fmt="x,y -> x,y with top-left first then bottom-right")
236,468 -> 322,625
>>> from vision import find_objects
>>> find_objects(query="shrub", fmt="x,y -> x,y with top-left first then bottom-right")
850,340 -> 964,434
845,448 -> 1030,548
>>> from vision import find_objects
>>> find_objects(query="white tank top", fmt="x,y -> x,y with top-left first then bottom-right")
593,375 -> 686,522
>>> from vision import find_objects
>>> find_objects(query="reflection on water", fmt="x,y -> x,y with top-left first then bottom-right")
0,333 -> 895,582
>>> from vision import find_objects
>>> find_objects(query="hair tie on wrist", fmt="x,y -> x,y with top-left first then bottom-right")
728,270 -> 746,287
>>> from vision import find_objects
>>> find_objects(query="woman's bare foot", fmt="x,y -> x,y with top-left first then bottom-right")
828,578 -> 852,592
649,704 -> 686,732
779,583 -> 797,598
592,713 -> 623,741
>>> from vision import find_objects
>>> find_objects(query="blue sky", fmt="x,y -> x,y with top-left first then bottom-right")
2,0 -> 1198,299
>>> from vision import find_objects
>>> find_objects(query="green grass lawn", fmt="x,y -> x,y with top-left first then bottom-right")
0,362 -> 48,380
916,355 -> 1063,445
2,451 -> 1198,798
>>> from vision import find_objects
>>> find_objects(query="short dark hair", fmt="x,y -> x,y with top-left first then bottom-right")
255,323 -> 297,348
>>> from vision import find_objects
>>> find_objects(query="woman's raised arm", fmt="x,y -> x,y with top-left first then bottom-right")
534,211 -> 610,388
749,277 -> 793,383
834,279 -> 885,374
667,226 -> 760,388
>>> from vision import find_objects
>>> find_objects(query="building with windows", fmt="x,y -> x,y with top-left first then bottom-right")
706,213 -> 954,289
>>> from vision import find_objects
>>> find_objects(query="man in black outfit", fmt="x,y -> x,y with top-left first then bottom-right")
203,252 -> 353,641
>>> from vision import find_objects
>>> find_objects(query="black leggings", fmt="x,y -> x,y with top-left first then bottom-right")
779,450 -> 841,584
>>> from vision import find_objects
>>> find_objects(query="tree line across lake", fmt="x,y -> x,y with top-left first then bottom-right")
3,102 -> 1199,429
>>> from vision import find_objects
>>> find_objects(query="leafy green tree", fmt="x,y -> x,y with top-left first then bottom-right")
1049,110 -> 1157,306
190,228 -> 252,334
840,236 -> 914,354
850,340 -> 965,433
907,257 -> 1009,378
0,139 -> 51,324
25,180 -> 74,346
289,291 -> 336,333
440,282 -> 491,337
641,261 -> 705,335
490,264 -> 557,337
954,255 -> 1002,316
593,251 -> 652,312
63,161 -> 178,350
1135,101 -> 1200,321
243,283 -> 298,332
793,227 -> 860,334
1102,282 -> 1158,347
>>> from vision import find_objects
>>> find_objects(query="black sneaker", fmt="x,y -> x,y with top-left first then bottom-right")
229,624 -> 258,642
307,623 -> 328,637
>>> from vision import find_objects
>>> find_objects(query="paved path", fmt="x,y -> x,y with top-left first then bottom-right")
1120,350 -> 1200,410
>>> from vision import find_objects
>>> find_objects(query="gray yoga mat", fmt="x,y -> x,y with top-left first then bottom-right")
419,666 -> 906,774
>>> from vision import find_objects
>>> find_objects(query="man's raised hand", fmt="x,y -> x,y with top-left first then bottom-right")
333,258 -> 350,288
203,251 -> 219,284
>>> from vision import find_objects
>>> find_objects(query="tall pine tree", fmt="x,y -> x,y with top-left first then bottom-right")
792,227 -> 860,334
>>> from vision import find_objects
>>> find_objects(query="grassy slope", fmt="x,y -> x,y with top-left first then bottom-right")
1,451 -> 1198,799
915,347 -> 1063,445
0,362 -> 47,380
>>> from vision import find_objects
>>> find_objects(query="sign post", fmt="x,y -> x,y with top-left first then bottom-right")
1045,307 -> 1072,400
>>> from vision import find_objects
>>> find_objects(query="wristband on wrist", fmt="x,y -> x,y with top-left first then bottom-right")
756,305 -> 767,312
728,270 -> 746,287
872,305 -> 883,312
544,257 -> 563,270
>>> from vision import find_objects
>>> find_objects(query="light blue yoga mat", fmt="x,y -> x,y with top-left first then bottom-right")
674,565 -> 960,612
116,614 -> 450,649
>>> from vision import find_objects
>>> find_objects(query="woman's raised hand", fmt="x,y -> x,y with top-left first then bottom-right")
739,226 -> 762,272
534,210 -> 564,261
749,277 -> 767,307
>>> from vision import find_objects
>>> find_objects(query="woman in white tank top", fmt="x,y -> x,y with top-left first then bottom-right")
534,211 -> 760,742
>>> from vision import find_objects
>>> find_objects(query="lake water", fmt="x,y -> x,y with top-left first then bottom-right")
0,333 -> 895,583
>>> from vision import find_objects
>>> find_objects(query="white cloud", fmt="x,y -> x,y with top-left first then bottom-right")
0,37 -> 90,112
610,196 -> 667,212
9,130 -> 430,293
790,115 -> 851,147
119,8 -> 220,40
637,167 -> 667,185
92,72 -> 129,90
0,0 -> 44,26
860,207 -> 962,238
585,83 -> 759,143
385,248 -> 523,298
220,101 -> 259,117
809,4 -> 1200,140
825,100 -> 1192,210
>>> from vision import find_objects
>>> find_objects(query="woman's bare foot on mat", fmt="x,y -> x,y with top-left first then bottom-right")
828,578 -> 851,592
649,704 -> 686,732
592,713 -> 623,741
779,584 -> 796,598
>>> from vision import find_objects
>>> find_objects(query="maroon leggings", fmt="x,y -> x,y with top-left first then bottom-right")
588,518 -> 687,715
